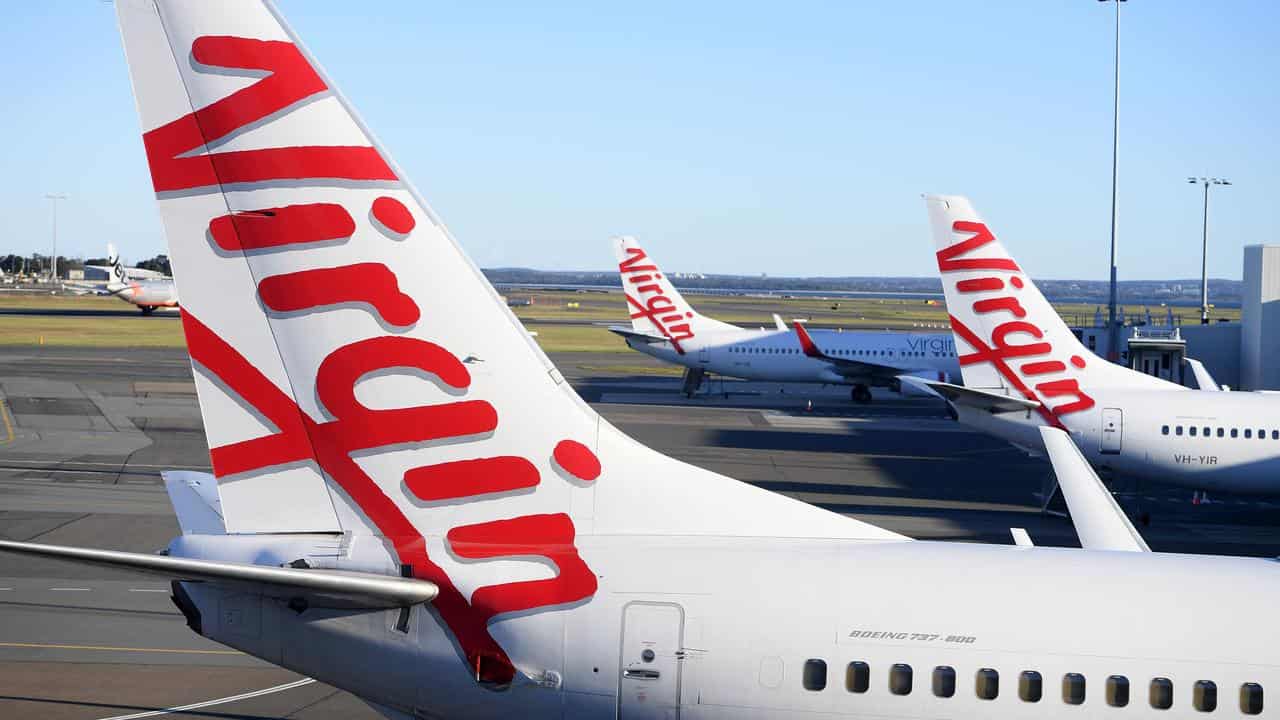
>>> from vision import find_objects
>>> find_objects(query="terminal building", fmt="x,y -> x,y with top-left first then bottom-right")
1076,244 -> 1279,391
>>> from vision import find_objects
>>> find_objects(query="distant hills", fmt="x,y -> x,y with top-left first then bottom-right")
481,268 -> 1242,308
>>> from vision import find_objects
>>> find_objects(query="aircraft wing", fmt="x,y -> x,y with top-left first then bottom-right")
608,325 -> 669,344
1038,427 -> 1150,552
793,323 -> 901,378
0,540 -> 438,608
898,377 -> 1040,413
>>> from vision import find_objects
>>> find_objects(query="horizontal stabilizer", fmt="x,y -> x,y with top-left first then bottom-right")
0,540 -> 439,608
1038,428 -> 1149,553
900,377 -> 1039,413
163,471 -> 225,535
607,325 -> 668,343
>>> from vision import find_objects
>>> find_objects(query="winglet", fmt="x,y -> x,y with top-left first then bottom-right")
794,322 -> 824,358
1184,357 -> 1222,391
772,313 -> 787,331
1038,427 -> 1149,552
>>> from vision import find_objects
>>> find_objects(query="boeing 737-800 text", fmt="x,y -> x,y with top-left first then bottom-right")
2,4 -> 1279,720
610,236 -> 959,402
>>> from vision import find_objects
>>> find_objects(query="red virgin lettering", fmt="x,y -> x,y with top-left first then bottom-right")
447,513 -> 598,620
618,246 -> 694,353
956,277 -> 1004,293
258,263 -> 421,327
143,37 -> 395,193
405,457 -> 540,501
209,203 -> 355,252
936,221 -> 1020,273
972,296 -> 1027,319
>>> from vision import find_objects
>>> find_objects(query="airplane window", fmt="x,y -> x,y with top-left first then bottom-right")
1063,673 -> 1086,705
1019,671 -> 1042,702
976,668 -> 999,700
846,661 -> 870,693
1232,428 -> 1239,438
1107,675 -> 1130,707
1274,431 -> 1279,440
933,666 -> 956,698
889,664 -> 913,695
1194,680 -> 1218,712
1260,429 -> 1267,440
1176,426 -> 1184,436
1203,426 -> 1210,436
1240,682 -> 1264,714
1150,677 -> 1174,709
1219,428 -> 1226,438
1190,427 -> 1197,437
1162,425 -> 1169,436
803,659 -> 827,691
1246,429 -> 1253,439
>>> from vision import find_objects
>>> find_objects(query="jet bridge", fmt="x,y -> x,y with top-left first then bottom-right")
1125,327 -> 1188,385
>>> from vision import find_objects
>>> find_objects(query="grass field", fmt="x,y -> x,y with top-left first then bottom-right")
0,291 -> 1238,352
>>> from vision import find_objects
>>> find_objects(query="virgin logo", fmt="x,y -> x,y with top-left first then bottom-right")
161,36 -> 598,686
618,246 -> 695,354
937,221 -> 1095,427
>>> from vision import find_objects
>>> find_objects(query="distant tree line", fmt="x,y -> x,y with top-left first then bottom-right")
0,252 -> 171,279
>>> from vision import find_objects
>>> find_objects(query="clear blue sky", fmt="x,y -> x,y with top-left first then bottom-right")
2,1 -> 1276,280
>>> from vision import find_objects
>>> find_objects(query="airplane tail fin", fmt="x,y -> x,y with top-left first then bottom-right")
106,243 -> 128,288
115,0 -> 901,685
612,236 -> 736,353
925,195 -> 1171,424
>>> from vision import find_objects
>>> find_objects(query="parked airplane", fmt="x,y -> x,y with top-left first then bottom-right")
920,194 -> 1280,495
610,236 -> 959,401
105,243 -> 178,313
4,4 -> 1279,719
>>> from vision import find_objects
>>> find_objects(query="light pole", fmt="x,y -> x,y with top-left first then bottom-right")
1099,0 -> 1125,360
44,193 -> 68,283
1188,177 -> 1230,325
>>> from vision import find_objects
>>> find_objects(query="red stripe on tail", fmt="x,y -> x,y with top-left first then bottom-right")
209,203 -> 355,252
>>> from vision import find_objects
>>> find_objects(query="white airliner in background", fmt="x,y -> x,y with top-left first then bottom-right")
919,195 -> 1280,496
3,4 -> 1279,720
105,243 -> 178,313
610,236 -> 959,401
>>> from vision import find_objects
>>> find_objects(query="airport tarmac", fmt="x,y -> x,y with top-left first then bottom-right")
2,346 -> 1280,718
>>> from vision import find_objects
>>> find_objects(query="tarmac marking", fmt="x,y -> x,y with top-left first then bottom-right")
0,398 -> 14,445
94,678 -> 316,720
49,587 -> 91,591
128,588 -> 168,593
0,641 -> 238,655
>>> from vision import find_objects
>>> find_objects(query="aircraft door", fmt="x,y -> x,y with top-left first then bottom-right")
618,602 -> 684,720
1100,407 -> 1123,455
697,346 -> 709,364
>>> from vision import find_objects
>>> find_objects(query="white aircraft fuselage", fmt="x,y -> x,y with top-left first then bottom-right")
959,388 -> 1280,494
181,530 -> 1279,719
626,326 -> 960,386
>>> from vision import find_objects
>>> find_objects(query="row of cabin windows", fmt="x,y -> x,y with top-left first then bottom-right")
728,347 -> 957,358
800,660 -> 1264,714
1162,424 -> 1280,441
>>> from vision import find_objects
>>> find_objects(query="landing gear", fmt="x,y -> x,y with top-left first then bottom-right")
681,368 -> 706,398
850,384 -> 872,404
140,306 -> 155,316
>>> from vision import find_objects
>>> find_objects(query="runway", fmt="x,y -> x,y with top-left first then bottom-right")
0,308 -> 179,319
2,346 -> 1280,718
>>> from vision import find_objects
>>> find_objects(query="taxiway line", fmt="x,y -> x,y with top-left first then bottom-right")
93,678 -> 316,720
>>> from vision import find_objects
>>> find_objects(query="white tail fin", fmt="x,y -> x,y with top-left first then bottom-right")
926,195 -> 1169,426
117,0 -> 901,685
106,243 -> 128,288
612,236 -> 736,350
